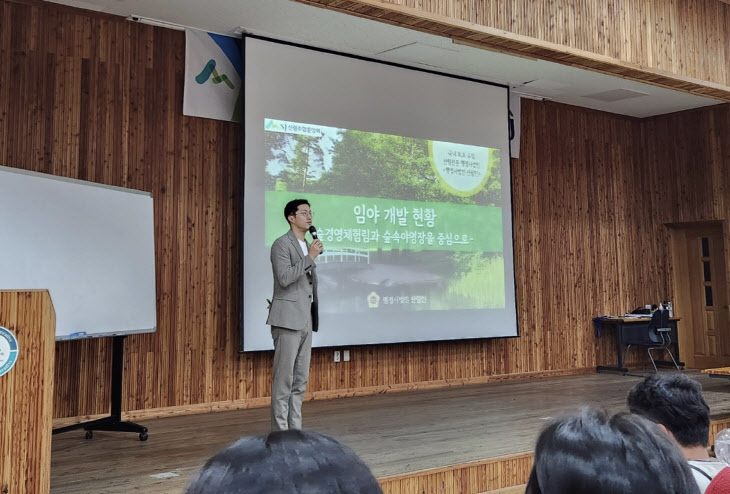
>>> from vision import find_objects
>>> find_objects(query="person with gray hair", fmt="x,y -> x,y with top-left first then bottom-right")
185,430 -> 383,494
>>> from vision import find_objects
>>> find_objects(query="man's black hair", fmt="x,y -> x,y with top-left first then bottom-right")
284,199 -> 310,224
626,373 -> 710,447
185,430 -> 383,494
525,408 -> 699,494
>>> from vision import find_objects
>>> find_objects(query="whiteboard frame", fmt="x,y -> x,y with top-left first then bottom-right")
0,165 -> 157,341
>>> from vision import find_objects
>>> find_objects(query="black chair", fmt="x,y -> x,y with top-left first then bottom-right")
623,309 -> 680,372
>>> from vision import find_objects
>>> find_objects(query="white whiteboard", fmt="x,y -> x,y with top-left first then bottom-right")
0,166 -> 156,340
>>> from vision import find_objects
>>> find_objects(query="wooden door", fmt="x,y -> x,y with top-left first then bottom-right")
671,223 -> 730,369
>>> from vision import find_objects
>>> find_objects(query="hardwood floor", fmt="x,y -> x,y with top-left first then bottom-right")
50,371 -> 730,493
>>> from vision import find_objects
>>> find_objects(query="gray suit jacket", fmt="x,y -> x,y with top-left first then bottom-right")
266,230 -> 319,331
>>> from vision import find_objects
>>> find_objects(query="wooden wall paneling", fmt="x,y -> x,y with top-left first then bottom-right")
510,98 -> 540,371
378,452 -> 534,494
708,111 -> 728,214
709,416 -> 730,449
641,103 -> 730,365
0,291 -> 55,494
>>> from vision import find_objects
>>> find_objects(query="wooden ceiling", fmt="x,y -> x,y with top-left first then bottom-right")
294,0 -> 730,102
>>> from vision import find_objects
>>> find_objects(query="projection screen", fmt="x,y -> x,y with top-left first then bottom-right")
242,36 -> 517,351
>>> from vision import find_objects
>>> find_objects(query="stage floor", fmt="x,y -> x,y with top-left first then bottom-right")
50,370 -> 730,493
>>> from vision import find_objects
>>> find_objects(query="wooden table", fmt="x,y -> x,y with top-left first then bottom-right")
596,317 -> 684,374
702,367 -> 730,379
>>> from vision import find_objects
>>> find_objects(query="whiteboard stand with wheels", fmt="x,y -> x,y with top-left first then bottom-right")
0,165 -> 157,442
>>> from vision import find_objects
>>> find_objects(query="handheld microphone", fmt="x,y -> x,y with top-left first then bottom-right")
309,225 -> 323,254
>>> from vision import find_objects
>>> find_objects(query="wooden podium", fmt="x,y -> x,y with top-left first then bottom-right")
0,290 -> 55,494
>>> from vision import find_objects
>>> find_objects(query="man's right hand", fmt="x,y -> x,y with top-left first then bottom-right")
308,239 -> 323,260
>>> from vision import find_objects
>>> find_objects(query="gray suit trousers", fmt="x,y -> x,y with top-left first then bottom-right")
271,320 -> 312,431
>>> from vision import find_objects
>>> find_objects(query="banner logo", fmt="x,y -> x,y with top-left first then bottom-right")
195,59 -> 235,89
0,326 -> 19,377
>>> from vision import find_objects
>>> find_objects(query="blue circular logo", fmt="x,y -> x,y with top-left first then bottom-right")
0,326 -> 19,377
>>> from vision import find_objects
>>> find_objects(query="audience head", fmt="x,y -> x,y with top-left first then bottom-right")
626,373 -> 710,448
525,408 -> 699,494
185,429 -> 383,494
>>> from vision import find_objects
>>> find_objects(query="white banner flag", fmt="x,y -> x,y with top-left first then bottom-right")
184,29 -> 242,122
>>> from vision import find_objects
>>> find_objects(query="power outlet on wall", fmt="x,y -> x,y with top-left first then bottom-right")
334,350 -> 341,362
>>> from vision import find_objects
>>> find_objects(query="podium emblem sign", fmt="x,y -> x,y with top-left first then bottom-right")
0,326 -> 19,377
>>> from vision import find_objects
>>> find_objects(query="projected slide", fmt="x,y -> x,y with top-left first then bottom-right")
264,119 -> 505,314
241,36 -> 517,351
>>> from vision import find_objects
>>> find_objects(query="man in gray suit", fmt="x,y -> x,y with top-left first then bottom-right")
267,199 -> 322,431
